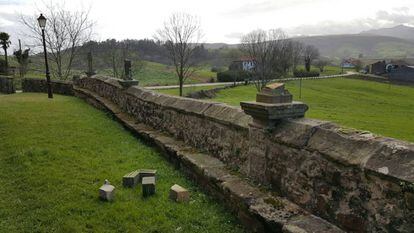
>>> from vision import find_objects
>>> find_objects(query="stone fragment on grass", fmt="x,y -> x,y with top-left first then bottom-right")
169,184 -> 189,203
122,170 -> 140,188
99,179 -> 115,201
142,177 -> 156,197
138,169 -> 157,182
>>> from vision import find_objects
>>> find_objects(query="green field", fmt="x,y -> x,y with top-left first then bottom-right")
0,93 -> 244,233
208,77 -> 413,142
156,84 -> 226,96
98,61 -> 216,87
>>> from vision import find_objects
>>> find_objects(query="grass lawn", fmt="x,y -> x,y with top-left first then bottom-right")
0,93 -> 245,233
156,84 -> 226,96
100,61 -> 216,87
211,77 -> 414,142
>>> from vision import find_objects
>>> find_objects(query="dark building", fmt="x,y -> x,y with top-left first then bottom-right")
369,61 -> 386,75
389,66 -> 414,84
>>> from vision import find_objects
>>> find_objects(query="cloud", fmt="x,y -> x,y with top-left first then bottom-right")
0,0 -> 25,5
224,32 -> 243,39
376,10 -> 414,24
223,0 -> 323,17
287,9 -> 414,36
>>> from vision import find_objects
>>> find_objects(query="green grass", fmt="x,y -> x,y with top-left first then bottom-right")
156,84 -> 226,96
211,77 -> 414,142
0,93 -> 245,233
100,61 -> 216,87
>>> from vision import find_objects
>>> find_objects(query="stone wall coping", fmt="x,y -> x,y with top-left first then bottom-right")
0,75 -> 14,79
85,76 -> 414,184
22,77 -> 73,84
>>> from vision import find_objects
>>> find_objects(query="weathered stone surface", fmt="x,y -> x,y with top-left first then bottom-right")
99,180 -> 115,201
138,169 -> 157,182
283,215 -> 344,233
122,170 -> 139,188
118,79 -> 139,88
241,101 -> 308,129
306,124 -> 381,166
22,78 -> 73,95
142,177 -> 156,197
364,139 -> 414,183
270,118 -> 330,148
169,184 -> 190,203
256,83 -> 293,104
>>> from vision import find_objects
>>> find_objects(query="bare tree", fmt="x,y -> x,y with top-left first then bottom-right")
291,41 -> 303,71
101,39 -> 144,79
21,2 -> 93,80
314,58 -> 330,72
241,29 -> 291,91
303,45 -> 319,72
155,13 -> 203,96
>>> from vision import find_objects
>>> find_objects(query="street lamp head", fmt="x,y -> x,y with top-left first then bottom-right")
37,14 -> 47,29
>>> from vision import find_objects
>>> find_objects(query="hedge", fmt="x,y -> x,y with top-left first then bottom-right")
217,70 -> 250,82
293,70 -> 320,77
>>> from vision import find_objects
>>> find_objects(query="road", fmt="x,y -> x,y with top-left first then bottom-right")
144,72 -> 355,90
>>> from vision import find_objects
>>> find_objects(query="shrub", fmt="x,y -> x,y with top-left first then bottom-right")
293,70 -> 320,77
0,58 -> 7,74
211,66 -> 225,73
217,70 -> 250,82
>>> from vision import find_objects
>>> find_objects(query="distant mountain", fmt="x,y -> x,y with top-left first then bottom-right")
204,28 -> 414,59
293,34 -> 414,59
360,25 -> 414,42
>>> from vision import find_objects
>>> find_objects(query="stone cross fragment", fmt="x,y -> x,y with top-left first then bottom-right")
122,170 -> 140,188
138,169 -> 157,182
85,51 -> 96,77
99,179 -> 115,201
240,83 -> 308,129
169,184 -> 189,203
256,83 -> 293,104
142,177 -> 156,197
124,59 -> 132,80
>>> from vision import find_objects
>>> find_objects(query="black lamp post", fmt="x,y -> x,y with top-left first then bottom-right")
37,13 -> 53,98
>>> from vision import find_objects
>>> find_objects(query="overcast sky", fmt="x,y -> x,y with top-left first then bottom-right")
1,0 -> 414,49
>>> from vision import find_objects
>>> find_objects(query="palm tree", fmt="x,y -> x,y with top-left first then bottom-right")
0,32 -> 11,70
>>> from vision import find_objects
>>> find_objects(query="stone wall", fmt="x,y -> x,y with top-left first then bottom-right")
22,78 -> 74,96
0,75 -> 15,94
76,76 -> 414,232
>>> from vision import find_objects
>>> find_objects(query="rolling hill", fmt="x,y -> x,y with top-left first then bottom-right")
293,34 -> 414,59
360,25 -> 414,42
204,25 -> 414,59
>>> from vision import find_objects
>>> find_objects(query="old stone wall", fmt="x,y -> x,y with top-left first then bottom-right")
76,76 -> 414,232
22,78 -> 74,96
0,75 -> 15,94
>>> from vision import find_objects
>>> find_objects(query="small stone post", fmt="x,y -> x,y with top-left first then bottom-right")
118,59 -> 138,88
142,177 -> 156,197
85,52 -> 96,77
99,179 -> 115,201
240,83 -> 308,129
124,59 -> 132,80
169,184 -> 190,203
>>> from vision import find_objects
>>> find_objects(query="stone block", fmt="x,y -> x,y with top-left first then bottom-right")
142,177 -> 156,197
138,169 -> 157,182
99,180 -> 115,201
169,184 -> 190,203
240,101 -> 308,129
118,79 -> 139,88
122,170 -> 140,188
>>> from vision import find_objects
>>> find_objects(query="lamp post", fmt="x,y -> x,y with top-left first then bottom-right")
37,13 -> 53,98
